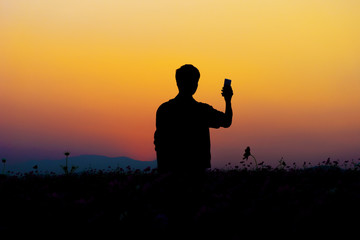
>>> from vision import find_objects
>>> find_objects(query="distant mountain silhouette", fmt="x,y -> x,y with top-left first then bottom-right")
6,155 -> 156,174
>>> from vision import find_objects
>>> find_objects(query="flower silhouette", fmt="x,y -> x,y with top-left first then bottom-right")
1,158 -> 6,174
243,147 -> 251,160
61,151 -> 73,175
242,146 -> 258,169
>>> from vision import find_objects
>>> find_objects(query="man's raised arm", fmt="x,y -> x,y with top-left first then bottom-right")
221,85 -> 233,128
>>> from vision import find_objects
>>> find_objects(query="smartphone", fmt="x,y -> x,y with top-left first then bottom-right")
224,78 -> 231,86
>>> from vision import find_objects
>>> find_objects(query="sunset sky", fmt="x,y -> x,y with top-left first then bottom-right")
1,0 -> 360,168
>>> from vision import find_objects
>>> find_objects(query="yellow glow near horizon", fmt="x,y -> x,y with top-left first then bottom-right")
1,0 -> 360,165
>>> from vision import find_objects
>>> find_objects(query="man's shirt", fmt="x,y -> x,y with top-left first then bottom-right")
154,96 -> 226,172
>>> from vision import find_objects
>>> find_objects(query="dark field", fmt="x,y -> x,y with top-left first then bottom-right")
1,165 -> 360,238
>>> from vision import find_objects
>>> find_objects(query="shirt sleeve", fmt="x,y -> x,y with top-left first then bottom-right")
205,104 -> 226,129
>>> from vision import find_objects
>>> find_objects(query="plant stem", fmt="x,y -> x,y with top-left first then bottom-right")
65,155 -> 68,175
251,154 -> 258,169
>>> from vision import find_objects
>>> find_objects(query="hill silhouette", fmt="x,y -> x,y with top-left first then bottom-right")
6,155 -> 156,174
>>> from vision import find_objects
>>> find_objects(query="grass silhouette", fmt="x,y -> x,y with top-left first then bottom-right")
1,157 -> 360,238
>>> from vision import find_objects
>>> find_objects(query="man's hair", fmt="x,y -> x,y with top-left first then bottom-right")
175,64 -> 200,85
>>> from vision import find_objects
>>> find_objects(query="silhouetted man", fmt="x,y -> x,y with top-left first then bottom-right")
154,64 -> 233,173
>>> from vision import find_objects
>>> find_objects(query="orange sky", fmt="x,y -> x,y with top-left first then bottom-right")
1,0 -> 360,167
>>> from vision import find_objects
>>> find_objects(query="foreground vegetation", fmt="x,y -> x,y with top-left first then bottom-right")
1,160 -> 360,238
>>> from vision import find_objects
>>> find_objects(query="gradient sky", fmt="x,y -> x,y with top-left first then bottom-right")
1,0 -> 360,168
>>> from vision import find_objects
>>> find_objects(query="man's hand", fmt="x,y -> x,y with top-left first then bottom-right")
221,85 -> 233,102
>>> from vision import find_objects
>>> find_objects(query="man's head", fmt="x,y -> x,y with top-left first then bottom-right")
175,64 -> 200,96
